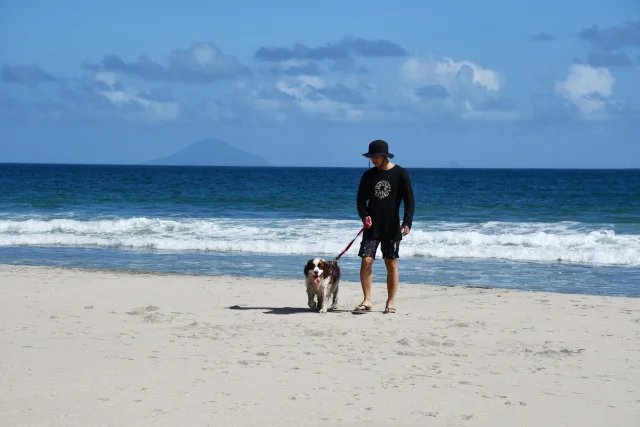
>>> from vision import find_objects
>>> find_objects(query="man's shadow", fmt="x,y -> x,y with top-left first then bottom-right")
227,305 -> 356,315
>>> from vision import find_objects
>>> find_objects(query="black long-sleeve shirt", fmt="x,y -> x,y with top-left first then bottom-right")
356,165 -> 415,241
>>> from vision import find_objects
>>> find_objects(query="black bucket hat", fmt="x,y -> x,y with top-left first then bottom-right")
363,139 -> 394,159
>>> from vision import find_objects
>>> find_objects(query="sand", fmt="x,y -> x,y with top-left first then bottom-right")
1,264 -> 639,427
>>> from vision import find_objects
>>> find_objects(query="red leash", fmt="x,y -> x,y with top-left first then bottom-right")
333,225 -> 366,262
334,226 -> 364,261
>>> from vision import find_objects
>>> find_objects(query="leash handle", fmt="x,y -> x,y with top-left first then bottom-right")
334,226 -> 365,262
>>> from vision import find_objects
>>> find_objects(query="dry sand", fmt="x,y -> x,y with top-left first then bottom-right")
1,264 -> 639,427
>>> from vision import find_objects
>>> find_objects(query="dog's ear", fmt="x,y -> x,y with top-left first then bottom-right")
321,260 -> 330,278
304,260 -> 311,276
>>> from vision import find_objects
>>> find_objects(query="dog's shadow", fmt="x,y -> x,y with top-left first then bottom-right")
227,305 -> 355,315
227,305 -> 310,315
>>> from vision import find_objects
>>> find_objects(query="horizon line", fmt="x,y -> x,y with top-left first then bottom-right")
1,162 -> 638,171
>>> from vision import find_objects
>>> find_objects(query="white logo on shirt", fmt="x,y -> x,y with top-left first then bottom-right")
374,180 -> 391,199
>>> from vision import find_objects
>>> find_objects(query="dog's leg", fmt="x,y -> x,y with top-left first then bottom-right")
331,285 -> 339,310
318,287 -> 329,314
330,266 -> 340,310
307,288 -> 317,310
322,286 -> 334,314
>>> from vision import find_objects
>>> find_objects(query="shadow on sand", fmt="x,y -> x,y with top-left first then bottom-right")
227,305 -> 360,315
227,305 -> 311,315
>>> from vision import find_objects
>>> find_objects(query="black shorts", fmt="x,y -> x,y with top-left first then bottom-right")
358,238 -> 401,260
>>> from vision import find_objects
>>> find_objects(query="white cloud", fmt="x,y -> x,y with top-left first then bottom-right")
297,97 -> 363,120
87,42 -> 251,84
394,54 -> 527,121
275,75 -> 325,99
245,57 -> 515,124
400,55 -> 502,92
270,75 -> 366,122
555,63 -> 615,116
193,43 -> 217,65
94,71 -> 117,86
93,73 -> 180,123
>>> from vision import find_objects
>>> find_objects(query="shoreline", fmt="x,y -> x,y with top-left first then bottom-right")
1,264 -> 639,426
2,260 -> 639,299
1,262 -> 499,290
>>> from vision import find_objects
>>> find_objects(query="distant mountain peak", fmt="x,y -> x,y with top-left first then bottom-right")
148,138 -> 269,166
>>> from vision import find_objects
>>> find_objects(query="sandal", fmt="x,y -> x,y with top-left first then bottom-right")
383,307 -> 396,314
353,303 -> 372,312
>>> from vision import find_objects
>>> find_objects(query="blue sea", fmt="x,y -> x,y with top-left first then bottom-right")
1,164 -> 639,297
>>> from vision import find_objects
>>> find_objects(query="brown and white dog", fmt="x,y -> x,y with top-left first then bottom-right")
303,258 -> 341,313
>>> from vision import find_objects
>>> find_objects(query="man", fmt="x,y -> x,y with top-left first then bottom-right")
354,139 -> 415,314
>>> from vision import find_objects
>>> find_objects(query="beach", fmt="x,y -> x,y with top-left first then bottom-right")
1,264 -> 639,426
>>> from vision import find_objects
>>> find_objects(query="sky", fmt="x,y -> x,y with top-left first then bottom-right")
1,0 -> 639,168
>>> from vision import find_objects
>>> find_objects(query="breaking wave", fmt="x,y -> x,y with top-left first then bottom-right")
1,217 -> 639,266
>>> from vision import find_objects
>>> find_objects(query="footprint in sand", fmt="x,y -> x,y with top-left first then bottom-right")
125,306 -> 166,323
126,305 -> 159,315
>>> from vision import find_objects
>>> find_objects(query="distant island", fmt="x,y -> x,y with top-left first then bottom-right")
147,138 -> 269,167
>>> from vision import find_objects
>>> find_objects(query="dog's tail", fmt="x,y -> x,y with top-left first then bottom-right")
326,260 -> 341,283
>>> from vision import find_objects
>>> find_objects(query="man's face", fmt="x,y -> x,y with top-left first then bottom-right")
370,155 -> 386,168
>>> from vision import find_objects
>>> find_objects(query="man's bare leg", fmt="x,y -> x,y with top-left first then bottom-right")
357,256 -> 374,309
384,258 -> 398,311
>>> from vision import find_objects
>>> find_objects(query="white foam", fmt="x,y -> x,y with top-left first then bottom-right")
1,217 -> 639,266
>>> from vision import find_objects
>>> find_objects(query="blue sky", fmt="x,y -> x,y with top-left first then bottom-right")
1,0 -> 639,167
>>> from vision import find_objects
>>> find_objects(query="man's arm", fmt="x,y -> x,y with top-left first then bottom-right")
401,168 -> 415,230
356,172 -> 370,221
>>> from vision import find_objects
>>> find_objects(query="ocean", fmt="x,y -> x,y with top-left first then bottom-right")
1,163 -> 639,297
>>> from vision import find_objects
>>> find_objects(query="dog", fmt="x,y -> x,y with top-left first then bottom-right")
303,258 -> 341,313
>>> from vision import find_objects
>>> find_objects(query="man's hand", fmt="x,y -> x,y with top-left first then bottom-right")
401,225 -> 410,236
364,216 -> 372,229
